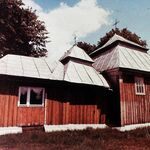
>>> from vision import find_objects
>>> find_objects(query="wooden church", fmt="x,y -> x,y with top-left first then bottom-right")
91,34 -> 150,126
0,45 -> 109,127
0,33 -> 149,127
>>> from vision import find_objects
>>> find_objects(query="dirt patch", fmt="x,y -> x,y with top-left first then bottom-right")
0,127 -> 150,150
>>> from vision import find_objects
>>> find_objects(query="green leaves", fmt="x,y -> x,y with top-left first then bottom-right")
0,0 -> 48,58
97,28 -> 147,49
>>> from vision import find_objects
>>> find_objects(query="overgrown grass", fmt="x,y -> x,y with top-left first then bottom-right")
0,127 -> 150,150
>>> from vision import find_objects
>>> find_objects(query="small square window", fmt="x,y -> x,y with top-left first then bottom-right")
135,77 -> 145,95
18,87 -> 45,106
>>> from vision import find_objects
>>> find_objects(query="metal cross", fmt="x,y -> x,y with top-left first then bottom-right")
74,34 -> 77,45
113,19 -> 120,29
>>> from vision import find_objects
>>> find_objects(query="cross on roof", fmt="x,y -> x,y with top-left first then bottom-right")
113,19 -> 120,28
74,34 -> 77,45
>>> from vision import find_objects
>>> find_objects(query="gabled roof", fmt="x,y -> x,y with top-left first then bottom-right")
60,45 -> 94,63
93,45 -> 150,73
0,54 -> 64,80
91,34 -> 147,55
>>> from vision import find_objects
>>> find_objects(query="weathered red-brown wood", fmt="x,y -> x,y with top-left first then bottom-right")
0,78 -> 108,127
119,73 -> 150,126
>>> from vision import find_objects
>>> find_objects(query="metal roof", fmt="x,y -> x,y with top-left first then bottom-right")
64,61 -> 109,88
61,45 -> 109,88
93,45 -> 150,72
0,53 -> 109,88
60,45 -> 94,63
0,54 -> 64,80
91,34 -> 147,55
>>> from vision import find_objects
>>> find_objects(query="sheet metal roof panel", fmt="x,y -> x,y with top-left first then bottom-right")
0,60 -> 7,74
44,59 -> 58,73
119,48 -> 139,69
128,49 -> 149,70
73,62 -> 92,84
33,58 -> 53,79
21,56 -> 39,77
51,61 -> 64,80
60,45 -> 94,63
93,48 -> 119,72
84,65 -> 109,87
119,47 -> 150,72
0,54 -> 64,80
105,47 -> 119,70
64,61 -> 82,83
0,55 -> 24,76
91,34 -> 147,55
64,61 -> 109,87
93,44 -> 150,73
0,54 -> 109,88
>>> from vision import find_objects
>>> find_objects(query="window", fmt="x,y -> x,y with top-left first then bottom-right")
19,87 -> 45,106
135,77 -> 145,95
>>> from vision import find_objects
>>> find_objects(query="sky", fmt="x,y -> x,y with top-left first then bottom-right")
22,0 -> 150,60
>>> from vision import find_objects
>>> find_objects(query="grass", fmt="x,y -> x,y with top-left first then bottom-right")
0,127 -> 150,150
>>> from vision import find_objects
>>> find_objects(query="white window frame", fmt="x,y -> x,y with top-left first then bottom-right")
18,87 -> 45,107
135,77 -> 145,95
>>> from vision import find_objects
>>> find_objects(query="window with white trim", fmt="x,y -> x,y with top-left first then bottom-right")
135,77 -> 145,95
18,87 -> 45,106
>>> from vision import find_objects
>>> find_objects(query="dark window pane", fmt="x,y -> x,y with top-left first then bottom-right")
20,87 -> 27,104
30,88 -> 44,105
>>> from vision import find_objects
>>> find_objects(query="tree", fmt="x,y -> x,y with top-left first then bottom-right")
0,0 -> 48,58
97,28 -> 147,49
78,28 -> 147,55
77,42 -> 96,55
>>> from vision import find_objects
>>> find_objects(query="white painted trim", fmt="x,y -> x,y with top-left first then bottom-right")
115,123 -> 150,132
44,124 -> 108,132
134,77 -> 145,95
18,86 -> 45,107
0,127 -> 22,135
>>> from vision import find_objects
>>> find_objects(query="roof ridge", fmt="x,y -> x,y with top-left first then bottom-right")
90,34 -> 147,56
60,45 -> 94,63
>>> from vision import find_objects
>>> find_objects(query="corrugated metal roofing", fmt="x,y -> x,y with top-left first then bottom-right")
60,45 -> 94,63
64,61 -> 109,87
91,34 -> 147,55
93,45 -> 150,72
0,54 -> 64,80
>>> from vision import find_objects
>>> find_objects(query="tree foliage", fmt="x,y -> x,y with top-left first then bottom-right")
77,42 -> 96,54
78,28 -> 147,55
0,0 -> 48,58
97,28 -> 147,49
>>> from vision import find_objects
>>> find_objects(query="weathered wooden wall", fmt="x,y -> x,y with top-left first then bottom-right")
17,107 -> 45,126
0,81 -> 45,127
119,73 -> 150,126
0,77 -> 108,127
46,100 -> 101,125
0,83 -> 18,127
46,85 -> 107,125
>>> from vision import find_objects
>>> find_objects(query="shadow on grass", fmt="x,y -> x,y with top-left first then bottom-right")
0,127 -> 150,150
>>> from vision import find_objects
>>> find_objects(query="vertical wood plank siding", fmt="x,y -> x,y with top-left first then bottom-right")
0,80 -> 107,127
120,75 -> 150,126
45,85 -> 106,125
0,83 -> 18,127
46,100 -> 101,125
0,82 -> 45,127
